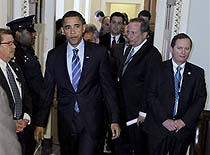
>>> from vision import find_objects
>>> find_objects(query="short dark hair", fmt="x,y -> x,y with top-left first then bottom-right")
110,12 -> 125,23
122,13 -> 129,25
138,10 -> 151,21
129,18 -> 150,33
94,10 -> 105,17
0,28 -> 13,43
171,33 -> 192,49
62,11 -> 86,25
56,19 -> 63,31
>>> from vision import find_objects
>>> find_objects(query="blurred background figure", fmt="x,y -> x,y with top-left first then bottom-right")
83,23 -> 99,43
100,16 -> 110,36
138,10 -> 154,45
94,10 -> 105,36
55,18 -> 66,47
122,13 -> 129,44
99,12 -> 125,52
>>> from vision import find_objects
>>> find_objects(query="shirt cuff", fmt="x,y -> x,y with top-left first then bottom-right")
139,111 -> 147,118
23,113 -> 31,125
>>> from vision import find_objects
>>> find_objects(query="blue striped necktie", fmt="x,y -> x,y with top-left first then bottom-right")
6,64 -> 22,119
122,47 -> 134,75
72,48 -> 81,113
173,66 -> 182,117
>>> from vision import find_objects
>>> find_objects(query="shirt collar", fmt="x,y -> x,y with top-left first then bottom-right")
172,59 -> 185,72
132,39 -> 147,54
68,39 -> 84,51
111,34 -> 121,42
0,58 -> 7,69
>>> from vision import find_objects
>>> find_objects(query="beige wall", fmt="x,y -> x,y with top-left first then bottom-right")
60,0 -> 144,30
64,0 -> 74,13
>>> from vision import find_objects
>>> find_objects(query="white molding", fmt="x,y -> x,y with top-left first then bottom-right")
154,0 -> 167,58
155,0 -> 191,60
56,0 -> 64,19
179,0 -> 190,32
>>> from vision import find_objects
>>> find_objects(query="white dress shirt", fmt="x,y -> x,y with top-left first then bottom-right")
0,59 -> 30,122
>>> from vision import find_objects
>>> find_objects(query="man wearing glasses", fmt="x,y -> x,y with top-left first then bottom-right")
0,28 -> 32,154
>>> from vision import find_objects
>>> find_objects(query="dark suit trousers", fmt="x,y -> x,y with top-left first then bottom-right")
147,133 -> 192,155
17,124 -> 36,155
115,123 -> 148,155
58,112 -> 98,155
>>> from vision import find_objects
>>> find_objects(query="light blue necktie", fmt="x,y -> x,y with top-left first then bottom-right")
72,48 -> 81,113
173,66 -> 182,117
6,64 -> 22,119
122,47 -> 134,75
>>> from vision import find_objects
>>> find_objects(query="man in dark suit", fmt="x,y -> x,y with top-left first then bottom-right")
99,12 -> 125,53
0,28 -> 32,154
114,18 -> 162,155
34,11 -> 120,155
143,33 -> 207,155
6,15 -> 44,155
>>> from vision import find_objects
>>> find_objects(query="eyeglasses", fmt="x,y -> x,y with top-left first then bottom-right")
0,41 -> 15,46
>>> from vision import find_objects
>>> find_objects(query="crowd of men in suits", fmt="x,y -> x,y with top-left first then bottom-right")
0,9 -> 207,155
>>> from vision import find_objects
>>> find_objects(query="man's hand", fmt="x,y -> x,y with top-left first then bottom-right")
111,123 -> 121,139
162,119 -> 177,131
16,119 -> 29,132
137,115 -> 145,126
34,127 -> 44,144
174,119 -> 186,132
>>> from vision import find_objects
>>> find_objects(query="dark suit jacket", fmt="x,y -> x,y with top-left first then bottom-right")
0,60 -> 32,119
36,41 -> 119,138
99,32 -> 125,52
15,42 -> 44,117
143,59 -> 207,140
115,41 -> 162,121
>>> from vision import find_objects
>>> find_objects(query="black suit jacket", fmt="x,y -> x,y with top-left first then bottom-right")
143,59 -> 207,140
99,32 -> 125,52
0,60 -> 32,119
36,41 -> 119,138
115,41 -> 162,121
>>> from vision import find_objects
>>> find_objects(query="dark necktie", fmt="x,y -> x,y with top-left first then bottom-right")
72,48 -> 81,113
111,36 -> 117,48
173,66 -> 182,117
6,64 -> 22,119
122,47 -> 135,75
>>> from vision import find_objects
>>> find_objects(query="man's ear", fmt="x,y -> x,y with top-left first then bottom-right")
82,24 -> 86,33
15,31 -> 22,40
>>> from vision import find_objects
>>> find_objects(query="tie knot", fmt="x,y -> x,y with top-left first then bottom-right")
72,48 -> 79,55
130,47 -> 135,55
113,36 -> 116,40
176,66 -> 182,71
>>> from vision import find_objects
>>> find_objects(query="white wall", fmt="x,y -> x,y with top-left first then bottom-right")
187,0 -> 210,109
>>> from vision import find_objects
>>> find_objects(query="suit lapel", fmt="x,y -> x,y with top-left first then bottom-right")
77,42 -> 92,91
165,60 -> 175,106
178,62 -> 192,106
0,67 -> 15,111
118,34 -> 125,44
122,42 -> 150,75
62,44 -> 75,91
119,45 -> 131,77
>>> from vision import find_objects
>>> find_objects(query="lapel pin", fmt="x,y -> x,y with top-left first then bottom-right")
187,72 -> 191,75
16,68 -> 19,71
86,56 -> 90,59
